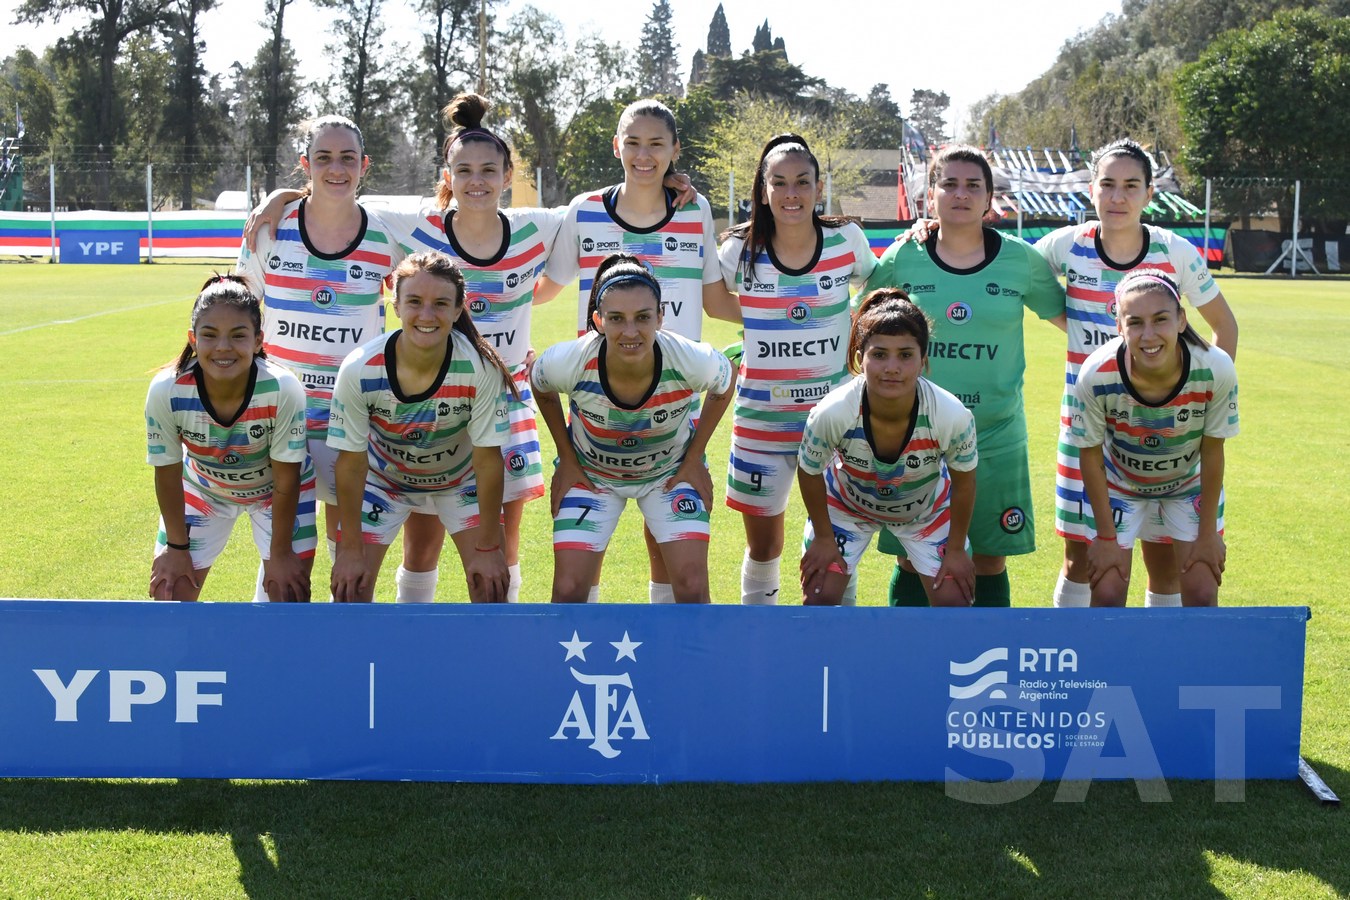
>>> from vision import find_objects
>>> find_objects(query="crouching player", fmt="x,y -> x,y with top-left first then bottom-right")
1066,269 -> 1239,606
530,254 -> 736,603
797,289 -> 977,606
146,274 -> 316,601
327,251 -> 517,602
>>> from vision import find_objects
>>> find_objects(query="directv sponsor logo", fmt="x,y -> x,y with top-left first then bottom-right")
276,321 -> 364,344
756,336 -> 841,358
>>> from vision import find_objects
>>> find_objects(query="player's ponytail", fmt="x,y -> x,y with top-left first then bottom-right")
1115,268 -> 1209,349
391,251 -> 520,401
847,287 -> 932,375
174,273 -> 265,374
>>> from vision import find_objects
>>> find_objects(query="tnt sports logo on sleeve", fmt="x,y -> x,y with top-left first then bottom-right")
946,302 -> 972,325
312,286 -> 336,309
788,302 -> 812,323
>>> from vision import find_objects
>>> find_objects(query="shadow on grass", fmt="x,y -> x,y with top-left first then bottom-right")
0,763 -> 1344,899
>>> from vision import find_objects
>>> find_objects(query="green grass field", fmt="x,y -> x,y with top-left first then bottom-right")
0,262 -> 1347,898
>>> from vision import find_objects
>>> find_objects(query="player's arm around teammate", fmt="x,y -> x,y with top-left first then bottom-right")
147,275 -> 314,601
797,289 -> 976,606
530,254 -> 736,604
1068,269 -> 1237,606
327,251 -> 516,603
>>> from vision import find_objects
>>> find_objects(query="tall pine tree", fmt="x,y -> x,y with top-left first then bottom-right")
706,3 -> 731,58
637,0 -> 681,98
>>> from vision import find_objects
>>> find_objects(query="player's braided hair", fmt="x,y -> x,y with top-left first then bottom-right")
847,287 -> 932,376
392,251 -> 521,401
174,273 -> 266,375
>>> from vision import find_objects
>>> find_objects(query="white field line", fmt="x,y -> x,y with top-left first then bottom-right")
0,298 -> 184,337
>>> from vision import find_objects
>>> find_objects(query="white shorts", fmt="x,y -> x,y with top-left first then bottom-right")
803,484 -> 963,578
358,478 -> 483,546
310,436 -> 339,506
553,478 -> 710,553
502,366 -> 546,505
156,465 -> 318,567
1105,489 -> 1226,548
725,441 -> 797,517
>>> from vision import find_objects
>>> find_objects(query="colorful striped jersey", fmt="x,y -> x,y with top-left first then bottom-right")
236,200 -> 404,439
145,358 -> 308,505
718,222 -> 877,454
530,331 -> 734,487
545,185 -> 721,341
327,330 -> 511,494
378,205 -> 564,371
799,375 -> 976,526
1066,338 -> 1238,497
1037,223 -> 1220,379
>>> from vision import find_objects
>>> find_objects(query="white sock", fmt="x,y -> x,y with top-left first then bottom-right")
1146,590 -> 1181,608
507,563 -> 522,603
1053,573 -> 1091,608
840,573 -> 858,606
649,581 -> 675,604
741,550 -> 781,605
587,585 -> 600,604
253,562 -> 269,603
326,538 -> 338,562
395,566 -> 438,603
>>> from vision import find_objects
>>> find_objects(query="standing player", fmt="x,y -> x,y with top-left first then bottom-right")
798,289 -> 977,606
146,275 -> 315,601
236,115 -> 403,599
1038,138 -> 1239,608
1065,269 -> 1238,606
718,134 -> 876,605
530,255 -> 736,604
534,98 -> 740,604
864,146 -> 1067,608
326,252 -> 516,603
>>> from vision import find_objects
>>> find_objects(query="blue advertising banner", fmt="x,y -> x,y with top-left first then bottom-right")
0,601 -> 1307,784
57,230 -> 141,263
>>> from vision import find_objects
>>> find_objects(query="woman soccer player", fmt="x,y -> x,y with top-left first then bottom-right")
530,254 -> 736,604
865,146 -> 1066,607
1038,138 -> 1239,609
535,98 -> 740,604
146,274 -> 315,601
798,289 -> 977,606
326,251 -> 517,603
236,115 -> 403,598
718,134 -> 877,605
1065,268 -> 1238,606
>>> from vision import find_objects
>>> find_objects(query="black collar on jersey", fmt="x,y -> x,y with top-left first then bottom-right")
862,383 -> 920,466
598,335 -> 663,410
193,358 -> 259,429
1094,224 -> 1150,271
441,208 -> 511,267
297,198 -> 369,261
601,184 -> 677,234
384,331 -> 454,403
923,227 -> 1001,277
1116,338 -> 1192,407
766,221 -> 824,277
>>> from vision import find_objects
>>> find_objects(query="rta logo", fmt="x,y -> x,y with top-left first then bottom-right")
985,282 -> 1001,296
506,272 -> 520,289
221,451 -> 241,466
267,255 -> 281,270
406,428 -> 426,442
673,495 -> 699,517
947,302 -> 972,325
349,264 -> 363,280
819,274 -> 834,290
249,424 -> 265,439
620,436 -> 639,448
652,409 -> 669,425
507,451 -> 526,473
469,298 -> 488,315
664,236 -> 679,251
788,303 -> 811,322
1143,434 -> 1161,449
1001,507 -> 1026,534
581,238 -> 595,252
312,286 -> 336,309
948,647 -> 1009,700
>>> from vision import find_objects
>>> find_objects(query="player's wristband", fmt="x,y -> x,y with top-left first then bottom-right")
475,544 -> 501,553
826,561 -> 847,575
166,540 -> 190,551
